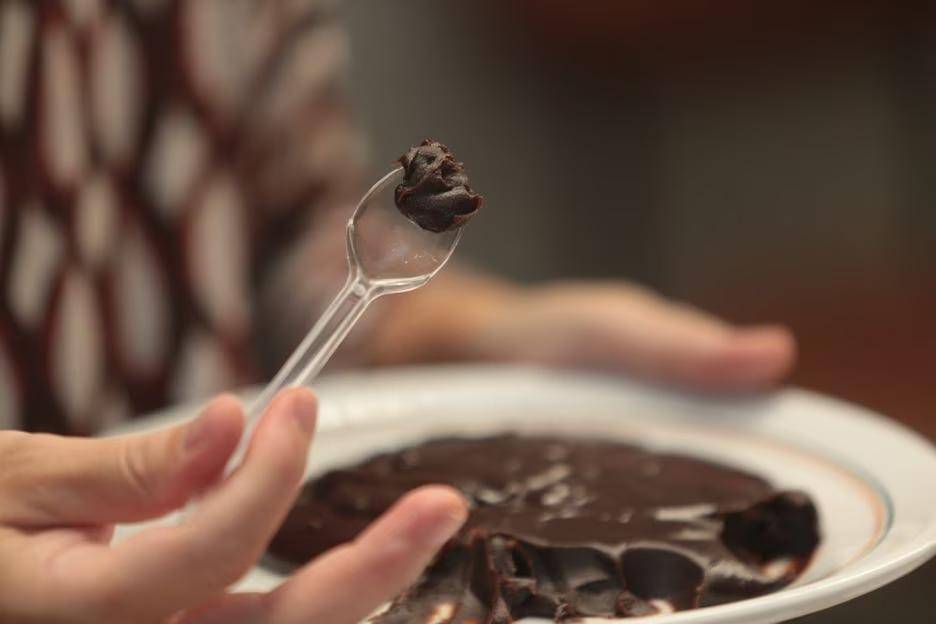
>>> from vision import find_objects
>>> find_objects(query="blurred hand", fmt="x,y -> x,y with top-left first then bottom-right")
0,389 -> 467,624
475,282 -> 795,390
379,278 -> 795,391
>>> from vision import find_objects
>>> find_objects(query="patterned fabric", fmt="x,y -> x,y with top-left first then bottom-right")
0,0 -> 368,434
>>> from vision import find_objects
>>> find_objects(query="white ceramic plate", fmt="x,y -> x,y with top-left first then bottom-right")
110,365 -> 936,623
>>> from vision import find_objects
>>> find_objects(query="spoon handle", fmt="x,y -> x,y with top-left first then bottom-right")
224,271 -> 376,475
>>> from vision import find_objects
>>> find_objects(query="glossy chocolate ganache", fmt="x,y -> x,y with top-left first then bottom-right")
269,435 -> 820,621
394,139 -> 482,233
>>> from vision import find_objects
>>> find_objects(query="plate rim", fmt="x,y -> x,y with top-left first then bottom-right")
109,364 -> 936,623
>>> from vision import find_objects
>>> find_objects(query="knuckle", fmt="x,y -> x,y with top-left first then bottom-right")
0,429 -> 30,451
0,431 -> 32,472
91,584 -> 126,617
176,529 -> 257,589
69,567 -> 130,620
268,448 -> 306,483
208,542 -> 258,587
116,438 -> 160,502
252,440 -> 307,489
0,432 -> 42,490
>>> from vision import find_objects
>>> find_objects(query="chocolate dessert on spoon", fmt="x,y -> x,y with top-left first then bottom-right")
224,139 -> 480,473
395,139 -> 482,232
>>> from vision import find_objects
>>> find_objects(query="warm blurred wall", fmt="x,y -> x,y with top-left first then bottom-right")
342,0 -> 934,444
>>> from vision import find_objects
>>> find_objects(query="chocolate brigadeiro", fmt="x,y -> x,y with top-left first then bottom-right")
268,434 -> 820,622
394,139 -> 482,233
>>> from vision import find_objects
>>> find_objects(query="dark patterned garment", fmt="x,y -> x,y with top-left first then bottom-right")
0,0 -> 371,434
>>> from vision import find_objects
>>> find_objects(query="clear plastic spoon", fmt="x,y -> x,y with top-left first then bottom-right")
224,166 -> 462,474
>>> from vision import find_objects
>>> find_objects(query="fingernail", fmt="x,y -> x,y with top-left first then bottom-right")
184,412 -> 213,450
285,389 -> 317,435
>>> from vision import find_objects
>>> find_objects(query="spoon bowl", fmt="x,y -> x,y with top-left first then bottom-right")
348,167 -> 462,291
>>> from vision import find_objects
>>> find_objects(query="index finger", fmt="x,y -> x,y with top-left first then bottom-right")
62,388 -> 318,622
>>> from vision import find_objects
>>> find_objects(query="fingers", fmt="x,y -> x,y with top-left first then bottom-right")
77,388 -> 317,621
0,396 -> 243,526
175,486 -> 468,624
607,291 -> 797,390
506,283 -> 796,391
687,324 -> 796,389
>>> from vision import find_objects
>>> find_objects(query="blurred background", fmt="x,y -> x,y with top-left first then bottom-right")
0,0 -> 929,620
341,1 -> 933,621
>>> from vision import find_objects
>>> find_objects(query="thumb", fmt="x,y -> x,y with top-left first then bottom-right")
0,395 -> 243,527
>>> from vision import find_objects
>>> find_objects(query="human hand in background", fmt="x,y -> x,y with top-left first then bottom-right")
0,389 -> 466,624
377,277 -> 794,392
